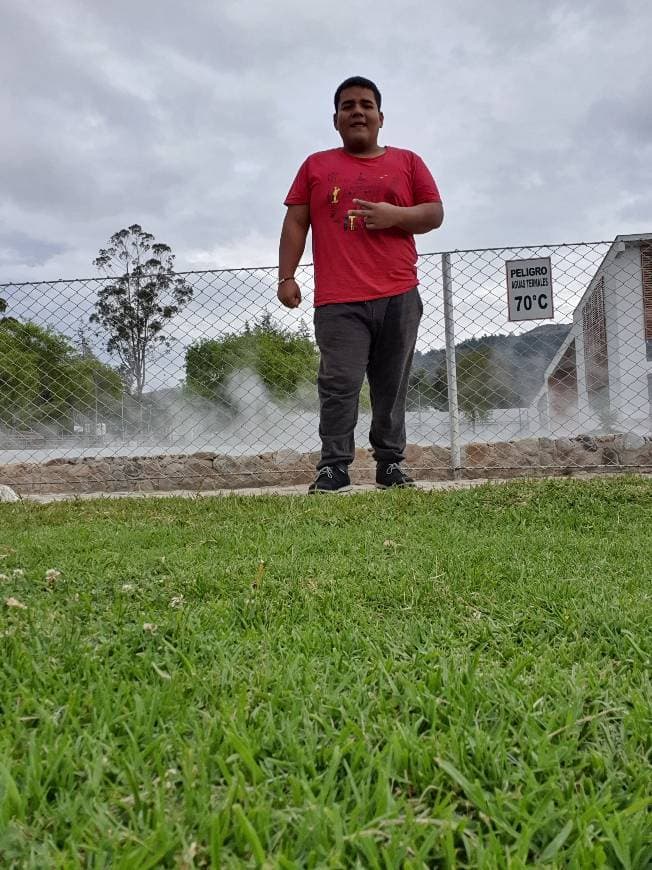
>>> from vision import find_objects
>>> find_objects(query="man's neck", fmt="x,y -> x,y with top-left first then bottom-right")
343,144 -> 386,159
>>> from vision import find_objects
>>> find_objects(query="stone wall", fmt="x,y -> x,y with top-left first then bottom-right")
460,433 -> 652,478
0,434 -> 650,495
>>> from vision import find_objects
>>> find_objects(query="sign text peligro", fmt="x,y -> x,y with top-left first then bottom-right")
505,256 -> 554,321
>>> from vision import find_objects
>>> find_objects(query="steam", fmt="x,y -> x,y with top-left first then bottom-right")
0,366 -> 649,467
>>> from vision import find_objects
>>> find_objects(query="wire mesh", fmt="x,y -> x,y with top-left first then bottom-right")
445,239 -> 651,456
1,236 -> 651,493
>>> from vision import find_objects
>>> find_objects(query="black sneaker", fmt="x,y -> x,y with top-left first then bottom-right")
308,464 -> 352,494
376,462 -> 416,489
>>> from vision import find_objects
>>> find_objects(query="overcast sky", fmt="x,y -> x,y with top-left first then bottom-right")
1,0 -> 650,285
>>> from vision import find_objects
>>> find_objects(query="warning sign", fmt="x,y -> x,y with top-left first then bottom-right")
505,257 -> 554,321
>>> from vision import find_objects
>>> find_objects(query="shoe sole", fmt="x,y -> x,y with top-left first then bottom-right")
308,485 -> 353,495
375,482 -> 417,490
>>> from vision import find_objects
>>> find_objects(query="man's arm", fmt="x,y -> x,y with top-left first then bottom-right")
278,204 -> 310,308
348,199 -> 443,234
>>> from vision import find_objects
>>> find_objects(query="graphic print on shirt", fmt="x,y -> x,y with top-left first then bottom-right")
327,171 -> 400,232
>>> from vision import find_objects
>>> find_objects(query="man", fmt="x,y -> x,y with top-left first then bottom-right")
278,76 -> 443,493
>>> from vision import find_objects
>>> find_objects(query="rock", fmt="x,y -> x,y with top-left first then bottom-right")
554,437 -> 574,455
554,438 -> 593,466
621,433 -> 646,451
601,447 -> 620,466
538,437 -> 555,465
574,434 -> 598,452
463,442 -> 494,468
0,484 -> 19,503
515,437 -> 540,455
622,440 -> 652,468
272,449 -> 303,466
495,440 -> 536,469
410,445 -> 451,481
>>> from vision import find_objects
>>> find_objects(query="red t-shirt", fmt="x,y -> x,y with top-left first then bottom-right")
284,146 -> 441,306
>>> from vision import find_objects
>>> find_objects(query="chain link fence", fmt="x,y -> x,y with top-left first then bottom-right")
1,234 -> 651,493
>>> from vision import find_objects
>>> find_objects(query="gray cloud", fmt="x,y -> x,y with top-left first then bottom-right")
0,0 -> 650,286
0,231 -> 67,268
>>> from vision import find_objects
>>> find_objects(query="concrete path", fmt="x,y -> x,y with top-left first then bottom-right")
20,478 -> 500,504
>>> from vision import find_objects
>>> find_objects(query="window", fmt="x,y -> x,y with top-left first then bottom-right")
641,243 -> 652,361
582,277 -> 609,410
547,340 -> 578,417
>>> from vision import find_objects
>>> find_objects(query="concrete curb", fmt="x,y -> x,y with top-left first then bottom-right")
12,472 -> 651,504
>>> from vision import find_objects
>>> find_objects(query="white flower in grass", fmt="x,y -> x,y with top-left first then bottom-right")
164,769 -> 179,790
121,583 -> 135,593
0,574 -> 8,582
169,595 -> 185,609
182,843 -> 198,862
45,569 -> 61,583
142,622 -> 158,633
12,569 -> 24,578
5,597 -> 27,609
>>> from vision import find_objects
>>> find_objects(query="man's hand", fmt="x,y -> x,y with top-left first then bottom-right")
348,199 -> 399,230
277,278 -> 302,308
348,199 -> 444,234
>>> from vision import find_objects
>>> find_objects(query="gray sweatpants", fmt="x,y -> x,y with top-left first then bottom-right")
313,287 -> 422,469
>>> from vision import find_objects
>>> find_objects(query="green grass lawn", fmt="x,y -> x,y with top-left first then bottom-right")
1,478 -> 651,868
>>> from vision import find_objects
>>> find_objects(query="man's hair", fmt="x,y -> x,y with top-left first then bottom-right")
334,77 -> 382,111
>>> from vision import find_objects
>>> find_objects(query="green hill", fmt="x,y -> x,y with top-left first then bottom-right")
412,323 -> 571,409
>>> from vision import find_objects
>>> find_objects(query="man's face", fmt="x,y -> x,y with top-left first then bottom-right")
334,86 -> 384,153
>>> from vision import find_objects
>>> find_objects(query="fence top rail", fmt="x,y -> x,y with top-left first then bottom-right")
0,239 -> 625,290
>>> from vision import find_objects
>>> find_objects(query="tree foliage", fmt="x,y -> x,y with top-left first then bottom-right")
456,348 -> 521,427
0,318 -> 122,429
90,224 -> 192,399
408,342 -> 525,419
407,366 -> 448,411
185,315 -> 319,404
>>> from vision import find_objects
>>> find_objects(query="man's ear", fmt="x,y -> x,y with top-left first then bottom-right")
379,111 -> 384,128
333,112 -> 338,130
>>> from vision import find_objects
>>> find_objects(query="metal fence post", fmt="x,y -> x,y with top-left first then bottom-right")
442,252 -> 462,478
